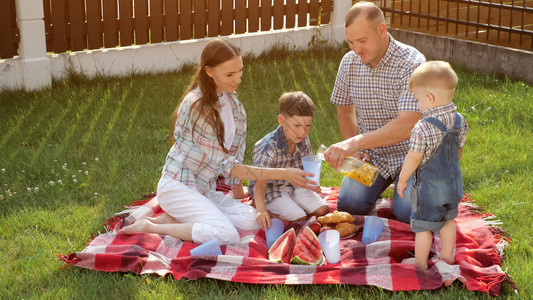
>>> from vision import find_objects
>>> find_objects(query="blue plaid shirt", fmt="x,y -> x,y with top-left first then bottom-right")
249,126 -> 312,203
161,88 -> 246,196
331,34 -> 426,179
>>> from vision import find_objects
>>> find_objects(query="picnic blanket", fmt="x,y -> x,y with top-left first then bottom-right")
58,184 -> 517,296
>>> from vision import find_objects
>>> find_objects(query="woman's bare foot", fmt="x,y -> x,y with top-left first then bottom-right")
119,218 -> 153,234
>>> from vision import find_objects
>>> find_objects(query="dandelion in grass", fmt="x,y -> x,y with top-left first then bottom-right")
49,181 -> 55,186
82,162 -> 86,165
72,175 -> 76,178
0,195 -> 4,200
34,187 -> 39,193
26,187 -> 32,192
94,192 -> 99,198
54,160 -> 57,162
21,170 -> 25,173
1,168 -> 5,173
51,169 -> 55,174
84,171 -> 89,175
62,165 -> 67,171
73,179 -> 77,183
78,170 -> 82,173
95,157 -> 99,162
57,180 -> 63,185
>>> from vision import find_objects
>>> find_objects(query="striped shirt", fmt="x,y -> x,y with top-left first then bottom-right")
249,125 -> 312,203
410,103 -> 468,164
331,34 -> 426,179
161,88 -> 246,196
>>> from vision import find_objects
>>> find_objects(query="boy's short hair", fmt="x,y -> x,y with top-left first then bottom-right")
409,61 -> 458,93
279,91 -> 314,117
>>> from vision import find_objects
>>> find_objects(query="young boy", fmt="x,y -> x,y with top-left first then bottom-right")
397,61 -> 469,270
249,91 -> 329,230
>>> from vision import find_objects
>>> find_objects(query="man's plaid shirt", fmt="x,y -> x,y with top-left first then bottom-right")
330,34 -> 426,179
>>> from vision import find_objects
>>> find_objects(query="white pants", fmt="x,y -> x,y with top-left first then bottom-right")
266,187 -> 328,221
157,176 -> 261,245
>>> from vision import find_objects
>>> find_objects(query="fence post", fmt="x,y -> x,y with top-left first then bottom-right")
328,0 -> 352,44
15,0 -> 51,91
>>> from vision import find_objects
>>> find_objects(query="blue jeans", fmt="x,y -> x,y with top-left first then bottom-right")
337,172 -> 412,223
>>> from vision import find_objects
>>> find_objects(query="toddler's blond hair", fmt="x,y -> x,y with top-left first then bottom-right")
409,61 -> 458,101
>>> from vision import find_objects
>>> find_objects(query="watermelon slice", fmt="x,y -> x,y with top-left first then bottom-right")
290,226 -> 324,265
268,228 -> 296,264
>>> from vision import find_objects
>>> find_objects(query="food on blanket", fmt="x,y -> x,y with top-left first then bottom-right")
290,226 -> 324,265
317,211 -> 355,225
319,226 -> 333,234
268,228 -> 296,264
334,222 -> 359,238
308,221 -> 322,235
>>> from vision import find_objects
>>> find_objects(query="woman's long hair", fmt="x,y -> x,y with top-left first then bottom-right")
170,39 -> 241,153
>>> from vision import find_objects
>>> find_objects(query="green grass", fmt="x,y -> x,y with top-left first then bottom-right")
1,43 -> 531,299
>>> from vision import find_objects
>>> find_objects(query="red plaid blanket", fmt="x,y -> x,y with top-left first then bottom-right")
59,185 -> 516,296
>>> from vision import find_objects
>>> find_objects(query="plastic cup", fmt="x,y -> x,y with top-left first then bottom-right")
318,230 -> 341,264
265,218 -> 285,248
190,238 -> 222,256
361,216 -> 384,244
302,155 -> 322,186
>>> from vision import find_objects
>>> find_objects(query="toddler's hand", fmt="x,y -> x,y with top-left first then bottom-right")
397,180 -> 407,198
256,210 -> 271,231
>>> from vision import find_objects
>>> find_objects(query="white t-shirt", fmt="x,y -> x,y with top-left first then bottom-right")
219,92 -> 235,149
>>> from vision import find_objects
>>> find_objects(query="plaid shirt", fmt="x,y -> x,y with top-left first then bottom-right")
410,103 -> 468,164
161,88 -> 246,196
331,34 -> 426,179
248,126 -> 312,203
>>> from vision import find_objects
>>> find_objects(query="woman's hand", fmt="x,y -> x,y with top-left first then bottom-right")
256,209 -> 271,231
284,168 -> 316,187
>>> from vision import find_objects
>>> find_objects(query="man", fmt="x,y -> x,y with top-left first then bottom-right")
324,1 -> 426,223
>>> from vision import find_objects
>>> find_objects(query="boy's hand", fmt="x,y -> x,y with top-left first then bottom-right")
284,168 -> 316,187
397,180 -> 407,198
231,184 -> 248,199
256,209 -> 271,231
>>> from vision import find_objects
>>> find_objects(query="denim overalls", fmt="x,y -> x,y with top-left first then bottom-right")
408,112 -> 463,232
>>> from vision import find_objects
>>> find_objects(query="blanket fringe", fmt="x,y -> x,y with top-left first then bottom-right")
461,195 -> 512,243
56,253 -> 80,269
481,272 -> 519,296
103,216 -> 123,231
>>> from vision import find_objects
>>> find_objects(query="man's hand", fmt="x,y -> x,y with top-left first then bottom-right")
324,137 -> 360,169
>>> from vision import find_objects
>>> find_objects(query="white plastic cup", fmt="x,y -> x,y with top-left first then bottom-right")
318,230 -> 341,264
361,216 -> 384,244
190,238 -> 222,256
302,155 -> 322,186
265,218 -> 285,248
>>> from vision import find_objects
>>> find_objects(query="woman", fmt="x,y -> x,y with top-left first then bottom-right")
120,39 -> 315,245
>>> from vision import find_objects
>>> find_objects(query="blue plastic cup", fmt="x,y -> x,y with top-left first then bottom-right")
362,216 -> 384,244
302,155 -> 322,186
190,238 -> 222,256
265,218 -> 285,248
318,229 -> 341,264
